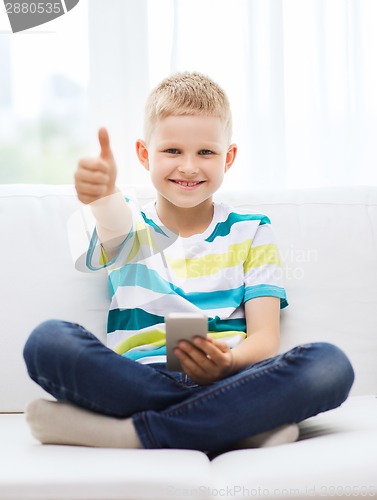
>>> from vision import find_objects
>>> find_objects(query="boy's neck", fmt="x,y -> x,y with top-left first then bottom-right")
155,195 -> 214,238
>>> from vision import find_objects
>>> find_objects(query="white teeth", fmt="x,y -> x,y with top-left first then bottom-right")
175,181 -> 200,186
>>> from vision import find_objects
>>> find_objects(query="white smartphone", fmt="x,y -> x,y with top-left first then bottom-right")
165,312 -> 208,371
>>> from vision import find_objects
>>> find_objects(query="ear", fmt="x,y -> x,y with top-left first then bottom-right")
136,139 -> 150,171
224,143 -> 237,173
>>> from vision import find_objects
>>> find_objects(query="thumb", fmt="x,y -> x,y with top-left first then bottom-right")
98,127 -> 114,160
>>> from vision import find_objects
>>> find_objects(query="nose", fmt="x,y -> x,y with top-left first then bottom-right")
177,156 -> 198,176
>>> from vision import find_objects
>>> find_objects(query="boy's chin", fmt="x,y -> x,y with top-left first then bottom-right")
169,194 -> 214,208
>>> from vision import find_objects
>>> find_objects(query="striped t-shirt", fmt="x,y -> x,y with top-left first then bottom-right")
86,199 -> 288,364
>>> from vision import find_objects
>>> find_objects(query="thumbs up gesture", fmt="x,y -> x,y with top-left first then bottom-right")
75,128 -> 118,204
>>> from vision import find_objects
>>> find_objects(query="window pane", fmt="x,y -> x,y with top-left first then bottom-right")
0,2 -> 89,184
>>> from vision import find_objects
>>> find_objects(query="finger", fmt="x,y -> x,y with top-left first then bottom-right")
76,181 -> 107,196
78,157 -> 110,174
174,347 -> 208,375
98,127 -> 114,160
177,341 -> 214,368
193,339 -> 234,376
75,167 -> 109,185
192,337 -> 227,363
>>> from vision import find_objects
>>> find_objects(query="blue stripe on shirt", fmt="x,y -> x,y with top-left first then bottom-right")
205,212 -> 270,243
244,284 -> 288,308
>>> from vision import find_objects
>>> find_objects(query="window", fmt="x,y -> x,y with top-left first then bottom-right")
0,1 -> 89,183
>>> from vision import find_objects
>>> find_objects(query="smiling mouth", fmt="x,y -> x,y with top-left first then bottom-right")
170,180 -> 204,187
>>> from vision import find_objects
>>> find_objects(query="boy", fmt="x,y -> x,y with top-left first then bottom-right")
23,72 -> 354,451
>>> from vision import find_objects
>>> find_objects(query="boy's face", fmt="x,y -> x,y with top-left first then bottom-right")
137,115 -> 237,210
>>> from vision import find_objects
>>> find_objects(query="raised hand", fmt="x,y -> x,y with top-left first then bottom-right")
74,128 -> 118,204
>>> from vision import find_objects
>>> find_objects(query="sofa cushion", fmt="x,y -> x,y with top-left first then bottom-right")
0,396 -> 375,499
211,395 -> 377,499
0,412 -> 211,500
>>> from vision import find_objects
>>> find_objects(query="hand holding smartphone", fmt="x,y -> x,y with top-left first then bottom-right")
165,312 -> 208,371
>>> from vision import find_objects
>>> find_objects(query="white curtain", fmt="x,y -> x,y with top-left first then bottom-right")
88,0 -> 377,189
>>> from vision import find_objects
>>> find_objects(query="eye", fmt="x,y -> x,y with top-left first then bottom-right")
164,148 -> 180,154
199,149 -> 214,156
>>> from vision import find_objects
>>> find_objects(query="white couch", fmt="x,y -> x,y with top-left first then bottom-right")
0,184 -> 376,500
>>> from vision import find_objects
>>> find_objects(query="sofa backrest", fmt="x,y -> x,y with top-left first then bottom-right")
1,184 -> 376,412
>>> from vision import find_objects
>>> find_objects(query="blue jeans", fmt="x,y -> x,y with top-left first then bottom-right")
23,319 -> 354,451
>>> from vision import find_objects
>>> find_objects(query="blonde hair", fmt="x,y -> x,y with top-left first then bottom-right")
144,71 -> 232,144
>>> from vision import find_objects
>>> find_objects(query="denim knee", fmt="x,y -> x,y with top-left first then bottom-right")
306,342 -> 355,404
23,319 -> 71,374
321,342 -> 354,385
